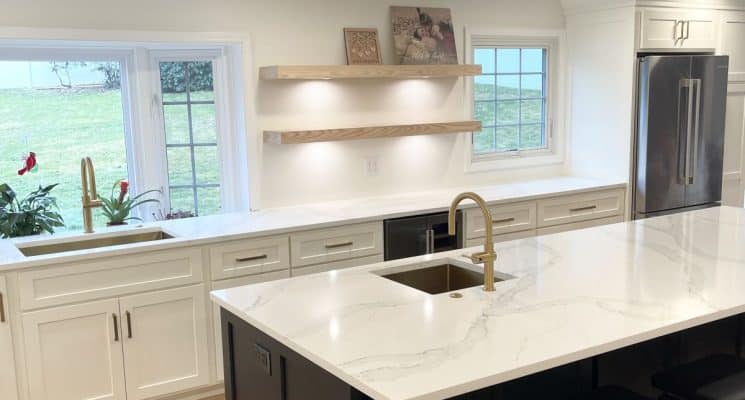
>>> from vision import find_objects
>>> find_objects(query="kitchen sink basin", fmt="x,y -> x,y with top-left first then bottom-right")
377,260 -> 513,295
16,230 -> 174,257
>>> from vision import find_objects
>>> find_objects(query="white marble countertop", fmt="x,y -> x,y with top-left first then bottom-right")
0,176 -> 625,271
211,206 -> 745,400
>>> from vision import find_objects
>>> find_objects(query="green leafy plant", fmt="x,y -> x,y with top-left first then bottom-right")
0,183 -> 65,238
101,180 -> 160,225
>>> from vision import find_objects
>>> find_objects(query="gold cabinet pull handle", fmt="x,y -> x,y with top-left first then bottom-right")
492,217 -> 516,224
325,241 -> 353,249
0,292 -> 5,323
570,205 -> 597,213
112,314 -> 119,342
126,311 -> 133,339
236,254 -> 268,263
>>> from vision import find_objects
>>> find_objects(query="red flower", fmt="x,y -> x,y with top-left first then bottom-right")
17,152 -> 37,176
117,180 -> 129,204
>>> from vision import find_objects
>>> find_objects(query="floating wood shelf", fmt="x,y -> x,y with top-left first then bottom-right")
264,120 -> 481,144
259,64 -> 482,80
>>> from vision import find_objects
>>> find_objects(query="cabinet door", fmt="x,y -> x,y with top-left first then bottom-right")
639,9 -> 717,50
722,83 -> 745,207
119,285 -> 210,400
640,9 -> 686,49
22,299 -> 126,400
679,12 -> 718,49
0,276 -> 19,400
721,12 -> 745,82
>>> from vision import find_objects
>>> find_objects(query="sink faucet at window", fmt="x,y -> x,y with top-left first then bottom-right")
81,157 -> 103,234
448,192 -> 497,292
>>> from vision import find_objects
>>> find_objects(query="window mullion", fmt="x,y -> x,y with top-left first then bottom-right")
184,62 -> 200,216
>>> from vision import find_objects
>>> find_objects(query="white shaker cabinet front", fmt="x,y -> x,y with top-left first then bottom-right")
0,276 -> 19,400
22,298 -> 127,400
119,285 -> 210,400
639,9 -> 717,50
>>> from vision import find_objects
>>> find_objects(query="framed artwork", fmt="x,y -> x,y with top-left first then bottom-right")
391,6 -> 458,65
344,28 -> 383,65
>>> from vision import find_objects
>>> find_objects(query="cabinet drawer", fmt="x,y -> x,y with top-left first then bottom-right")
465,201 -> 536,239
291,255 -> 383,277
465,229 -> 536,248
209,235 -> 290,280
536,216 -> 624,236
19,248 -> 204,310
290,222 -> 383,268
537,189 -> 625,228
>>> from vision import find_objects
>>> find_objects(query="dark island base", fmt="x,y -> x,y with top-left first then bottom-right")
221,308 -> 744,400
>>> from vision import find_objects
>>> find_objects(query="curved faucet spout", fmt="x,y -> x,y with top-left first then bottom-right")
447,192 -> 497,292
81,157 -> 103,233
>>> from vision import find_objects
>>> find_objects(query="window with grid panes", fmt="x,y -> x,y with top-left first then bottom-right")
159,61 -> 221,216
472,46 -> 548,155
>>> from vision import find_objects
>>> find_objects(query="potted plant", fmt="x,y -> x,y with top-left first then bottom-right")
101,180 -> 160,226
0,183 -> 64,238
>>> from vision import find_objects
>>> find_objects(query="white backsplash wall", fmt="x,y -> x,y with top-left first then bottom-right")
0,0 -> 568,209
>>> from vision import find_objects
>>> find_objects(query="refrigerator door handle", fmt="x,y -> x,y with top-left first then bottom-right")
677,79 -> 691,184
688,78 -> 702,185
680,78 -> 696,185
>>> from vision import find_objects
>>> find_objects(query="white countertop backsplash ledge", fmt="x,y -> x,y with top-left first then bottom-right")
212,207 -> 745,400
0,176 -> 626,270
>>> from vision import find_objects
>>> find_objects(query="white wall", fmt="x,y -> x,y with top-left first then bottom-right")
0,0 -> 567,209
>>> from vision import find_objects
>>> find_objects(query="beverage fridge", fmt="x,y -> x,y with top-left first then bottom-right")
633,55 -> 729,219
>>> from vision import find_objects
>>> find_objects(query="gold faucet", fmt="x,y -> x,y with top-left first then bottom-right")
81,157 -> 103,233
448,192 -> 497,292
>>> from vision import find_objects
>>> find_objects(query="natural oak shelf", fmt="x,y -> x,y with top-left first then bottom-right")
264,120 -> 481,144
259,64 -> 482,80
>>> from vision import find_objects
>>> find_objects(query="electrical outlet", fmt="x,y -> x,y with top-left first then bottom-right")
364,156 -> 379,177
254,343 -> 271,375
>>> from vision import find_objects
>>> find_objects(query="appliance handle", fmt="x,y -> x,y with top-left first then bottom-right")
677,79 -> 690,184
429,229 -> 435,254
689,78 -> 702,185
424,229 -> 431,254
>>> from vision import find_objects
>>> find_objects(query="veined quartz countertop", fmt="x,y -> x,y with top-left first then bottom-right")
0,176 -> 625,271
211,207 -> 745,400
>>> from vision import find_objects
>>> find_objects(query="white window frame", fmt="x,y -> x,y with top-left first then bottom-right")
0,34 -> 251,223
149,49 -> 238,216
464,29 -> 566,172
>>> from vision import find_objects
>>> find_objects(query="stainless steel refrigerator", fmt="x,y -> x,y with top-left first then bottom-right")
632,55 -> 729,219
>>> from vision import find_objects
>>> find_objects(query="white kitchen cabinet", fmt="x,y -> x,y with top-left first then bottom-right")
537,189 -> 625,228
23,298 -> 127,400
720,12 -> 745,82
723,83 -> 745,207
465,230 -> 536,248
464,201 -> 536,240
119,285 -> 210,400
208,235 -> 290,280
536,216 -> 625,236
639,8 -> 718,50
0,276 -> 18,400
211,270 -> 290,382
290,222 -> 383,268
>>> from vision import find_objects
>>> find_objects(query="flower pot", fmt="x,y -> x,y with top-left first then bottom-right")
106,221 -> 128,227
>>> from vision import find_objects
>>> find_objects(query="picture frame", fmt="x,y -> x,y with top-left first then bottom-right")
344,28 -> 383,65
391,6 -> 458,65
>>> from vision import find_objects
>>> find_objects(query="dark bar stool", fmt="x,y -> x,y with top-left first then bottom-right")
573,385 -> 652,400
652,354 -> 745,400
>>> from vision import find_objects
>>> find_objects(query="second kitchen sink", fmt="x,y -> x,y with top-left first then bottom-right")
376,258 -> 514,295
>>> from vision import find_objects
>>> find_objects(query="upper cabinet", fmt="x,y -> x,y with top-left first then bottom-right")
639,8 -> 718,50
720,11 -> 745,82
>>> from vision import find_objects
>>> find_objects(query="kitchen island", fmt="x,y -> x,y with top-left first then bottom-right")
211,206 -> 745,400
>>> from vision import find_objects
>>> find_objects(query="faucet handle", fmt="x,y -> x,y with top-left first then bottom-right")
467,251 -> 496,264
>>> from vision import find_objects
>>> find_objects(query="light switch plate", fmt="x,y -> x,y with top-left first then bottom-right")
364,156 -> 379,176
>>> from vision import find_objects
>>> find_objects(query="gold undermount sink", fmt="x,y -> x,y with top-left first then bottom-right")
375,258 -> 514,295
16,229 -> 175,257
